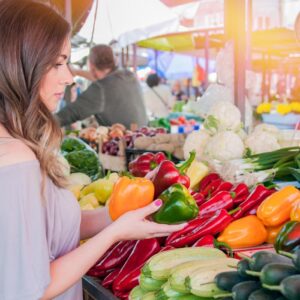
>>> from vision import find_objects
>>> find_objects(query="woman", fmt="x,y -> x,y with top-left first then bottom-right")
0,1 -> 185,300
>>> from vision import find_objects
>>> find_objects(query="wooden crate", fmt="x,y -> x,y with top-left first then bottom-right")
98,137 -> 126,172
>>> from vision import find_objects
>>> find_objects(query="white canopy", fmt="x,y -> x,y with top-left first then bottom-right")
78,0 -> 181,47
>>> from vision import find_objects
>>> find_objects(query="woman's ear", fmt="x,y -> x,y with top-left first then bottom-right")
295,12 -> 300,41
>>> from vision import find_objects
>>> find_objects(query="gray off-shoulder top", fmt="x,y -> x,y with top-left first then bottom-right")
0,160 -> 82,300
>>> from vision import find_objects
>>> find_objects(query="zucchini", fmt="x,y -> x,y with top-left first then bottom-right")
170,258 -> 238,293
142,247 -> 226,280
129,286 -> 146,300
156,281 -> 188,300
139,273 -> 166,292
248,288 -> 281,300
279,249 -> 300,271
263,274 -> 300,300
187,282 -> 224,298
168,296 -> 213,300
215,271 -> 247,291
241,251 -> 292,272
246,263 -> 298,286
141,292 -> 157,300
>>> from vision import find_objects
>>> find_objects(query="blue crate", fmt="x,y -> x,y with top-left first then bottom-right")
262,113 -> 300,129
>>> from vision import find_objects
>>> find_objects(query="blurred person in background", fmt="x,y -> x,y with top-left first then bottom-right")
172,80 -> 188,102
56,44 -> 148,128
143,73 -> 174,118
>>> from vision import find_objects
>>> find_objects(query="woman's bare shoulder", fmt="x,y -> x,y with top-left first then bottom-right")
0,138 -> 37,168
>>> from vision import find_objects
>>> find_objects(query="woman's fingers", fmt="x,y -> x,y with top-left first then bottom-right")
135,199 -> 163,218
149,221 -> 187,234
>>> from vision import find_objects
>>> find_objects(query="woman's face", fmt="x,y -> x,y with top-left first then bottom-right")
40,40 -> 73,112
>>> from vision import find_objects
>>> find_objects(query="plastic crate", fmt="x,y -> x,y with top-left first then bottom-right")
82,276 -> 118,300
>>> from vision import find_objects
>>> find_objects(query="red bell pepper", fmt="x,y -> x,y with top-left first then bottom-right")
210,181 -> 234,198
146,151 -> 195,198
192,234 -> 215,247
128,152 -> 166,177
232,184 -> 276,220
199,191 -> 234,218
92,240 -> 136,273
191,191 -> 206,207
202,178 -> 223,198
199,173 -> 220,192
113,238 -> 161,292
167,209 -> 233,248
165,216 -> 209,246
102,268 -> 120,289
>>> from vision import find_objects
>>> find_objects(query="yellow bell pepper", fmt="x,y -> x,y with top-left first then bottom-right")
257,186 -> 300,227
186,160 -> 209,190
290,200 -> 300,221
217,215 -> 267,249
109,176 -> 154,220
265,223 -> 285,244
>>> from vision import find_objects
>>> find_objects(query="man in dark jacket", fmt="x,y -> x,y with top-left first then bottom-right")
56,44 -> 148,128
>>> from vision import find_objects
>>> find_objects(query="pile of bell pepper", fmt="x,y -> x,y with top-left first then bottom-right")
87,148 -> 300,299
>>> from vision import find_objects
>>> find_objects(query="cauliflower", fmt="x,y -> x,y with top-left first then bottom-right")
206,101 -> 242,132
253,124 -> 280,136
245,131 -> 281,154
183,130 -> 211,161
204,131 -> 245,161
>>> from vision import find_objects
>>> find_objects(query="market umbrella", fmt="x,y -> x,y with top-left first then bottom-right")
78,0 -> 180,47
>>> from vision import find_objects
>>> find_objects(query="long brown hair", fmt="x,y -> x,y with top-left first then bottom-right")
0,0 -> 70,187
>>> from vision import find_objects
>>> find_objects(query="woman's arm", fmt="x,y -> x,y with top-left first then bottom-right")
80,206 -> 113,240
42,226 -> 115,300
41,201 -> 186,300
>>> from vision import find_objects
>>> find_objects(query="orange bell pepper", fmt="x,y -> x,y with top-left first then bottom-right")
257,186 -> 300,227
108,176 -> 154,220
290,200 -> 300,221
265,223 -> 285,244
217,215 -> 267,249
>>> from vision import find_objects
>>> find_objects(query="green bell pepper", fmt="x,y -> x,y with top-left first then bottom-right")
153,183 -> 199,224
275,221 -> 300,253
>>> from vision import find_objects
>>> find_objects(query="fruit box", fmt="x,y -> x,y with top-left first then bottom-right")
98,137 -> 126,172
232,244 -> 275,259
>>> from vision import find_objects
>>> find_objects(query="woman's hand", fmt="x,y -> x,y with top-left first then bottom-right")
106,199 -> 187,242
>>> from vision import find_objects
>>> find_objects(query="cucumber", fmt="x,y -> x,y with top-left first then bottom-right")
129,286 -> 146,300
142,247 -> 226,280
232,281 -> 261,300
263,275 -> 300,300
246,263 -> 298,286
242,251 -> 292,272
279,249 -> 300,271
237,259 -> 252,278
248,288 -> 282,300
139,273 -> 166,292
215,271 -> 247,291
156,281 -> 188,300
170,258 -> 238,293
